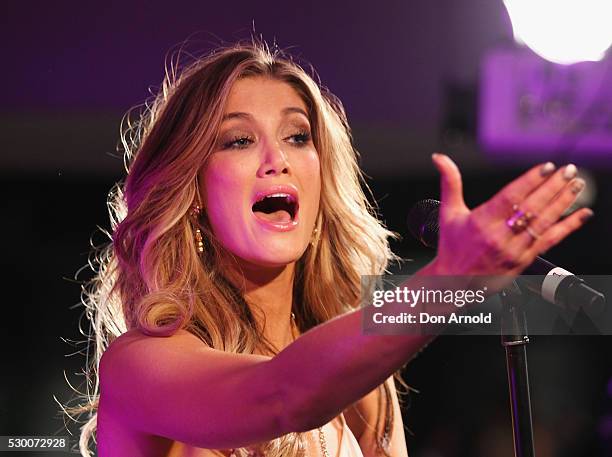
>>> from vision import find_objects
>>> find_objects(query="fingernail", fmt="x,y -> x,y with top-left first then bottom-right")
540,162 -> 556,177
581,209 -> 594,222
571,178 -> 585,194
563,164 -> 577,180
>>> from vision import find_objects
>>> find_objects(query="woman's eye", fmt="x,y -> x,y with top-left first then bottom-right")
286,131 -> 312,146
222,135 -> 254,150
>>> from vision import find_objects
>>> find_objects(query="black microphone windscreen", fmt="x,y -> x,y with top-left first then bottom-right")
406,199 -> 441,248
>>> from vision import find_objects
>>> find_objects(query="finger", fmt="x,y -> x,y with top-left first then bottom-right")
516,164 -> 579,216
519,207 -> 593,260
510,177 -> 585,250
432,153 -> 466,218
482,162 -> 558,219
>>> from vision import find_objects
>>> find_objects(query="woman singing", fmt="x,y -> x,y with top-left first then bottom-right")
73,39 -> 592,457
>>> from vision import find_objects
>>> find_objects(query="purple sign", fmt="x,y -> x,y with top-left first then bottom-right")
479,48 -> 612,160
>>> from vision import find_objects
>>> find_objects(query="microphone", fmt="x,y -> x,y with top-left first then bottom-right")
407,199 -> 605,312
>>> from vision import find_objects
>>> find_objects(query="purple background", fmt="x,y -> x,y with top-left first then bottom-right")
1,0 -> 513,176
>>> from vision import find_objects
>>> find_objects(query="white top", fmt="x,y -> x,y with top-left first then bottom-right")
305,413 -> 363,457
213,413 -> 364,457
337,414 -> 364,457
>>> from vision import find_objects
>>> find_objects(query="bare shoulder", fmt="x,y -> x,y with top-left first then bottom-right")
101,328 -> 193,376
99,328 -> 209,409
98,326 -> 278,451
102,328 -> 205,360
97,329 -> 209,456
99,326 -> 271,418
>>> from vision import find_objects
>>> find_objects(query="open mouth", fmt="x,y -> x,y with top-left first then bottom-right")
252,193 -> 298,224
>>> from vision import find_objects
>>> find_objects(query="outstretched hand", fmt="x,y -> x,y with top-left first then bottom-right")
429,153 -> 593,279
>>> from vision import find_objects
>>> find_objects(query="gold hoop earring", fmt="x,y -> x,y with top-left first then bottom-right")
190,204 -> 204,255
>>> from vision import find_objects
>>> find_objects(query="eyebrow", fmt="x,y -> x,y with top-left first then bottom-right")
221,107 -> 309,121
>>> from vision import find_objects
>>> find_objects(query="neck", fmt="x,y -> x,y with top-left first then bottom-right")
224,258 -> 297,352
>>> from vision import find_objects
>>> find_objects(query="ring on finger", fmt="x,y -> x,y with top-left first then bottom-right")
506,204 -> 536,234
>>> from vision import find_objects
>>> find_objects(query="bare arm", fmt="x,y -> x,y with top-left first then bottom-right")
100,157 -> 590,450
100,264 -> 440,450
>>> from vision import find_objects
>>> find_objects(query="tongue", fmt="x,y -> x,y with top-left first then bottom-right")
255,210 -> 292,223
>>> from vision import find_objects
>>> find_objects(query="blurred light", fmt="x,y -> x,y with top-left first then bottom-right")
503,0 -> 612,65
564,169 -> 597,216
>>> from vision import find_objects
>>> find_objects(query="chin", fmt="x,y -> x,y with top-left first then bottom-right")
244,243 -> 308,268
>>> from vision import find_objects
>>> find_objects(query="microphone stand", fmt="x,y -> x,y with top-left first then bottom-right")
500,281 -> 536,457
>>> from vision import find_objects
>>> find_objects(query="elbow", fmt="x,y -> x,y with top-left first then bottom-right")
277,386 -> 316,434
270,368 -> 306,434
272,363 -> 327,434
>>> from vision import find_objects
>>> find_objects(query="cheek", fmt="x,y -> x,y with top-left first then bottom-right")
308,151 -> 321,179
204,153 -> 241,181
201,159 -> 248,230
296,148 -> 321,182
303,151 -> 322,209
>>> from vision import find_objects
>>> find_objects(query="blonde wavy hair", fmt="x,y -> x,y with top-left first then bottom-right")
69,39 -> 404,456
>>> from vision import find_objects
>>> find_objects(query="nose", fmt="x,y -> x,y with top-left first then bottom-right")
257,138 -> 290,177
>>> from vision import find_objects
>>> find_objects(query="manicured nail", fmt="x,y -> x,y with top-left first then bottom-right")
581,209 -> 594,222
563,164 -> 577,180
540,162 -> 556,177
571,178 -> 585,194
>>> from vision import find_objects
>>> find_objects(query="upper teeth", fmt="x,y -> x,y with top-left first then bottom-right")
262,193 -> 293,201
